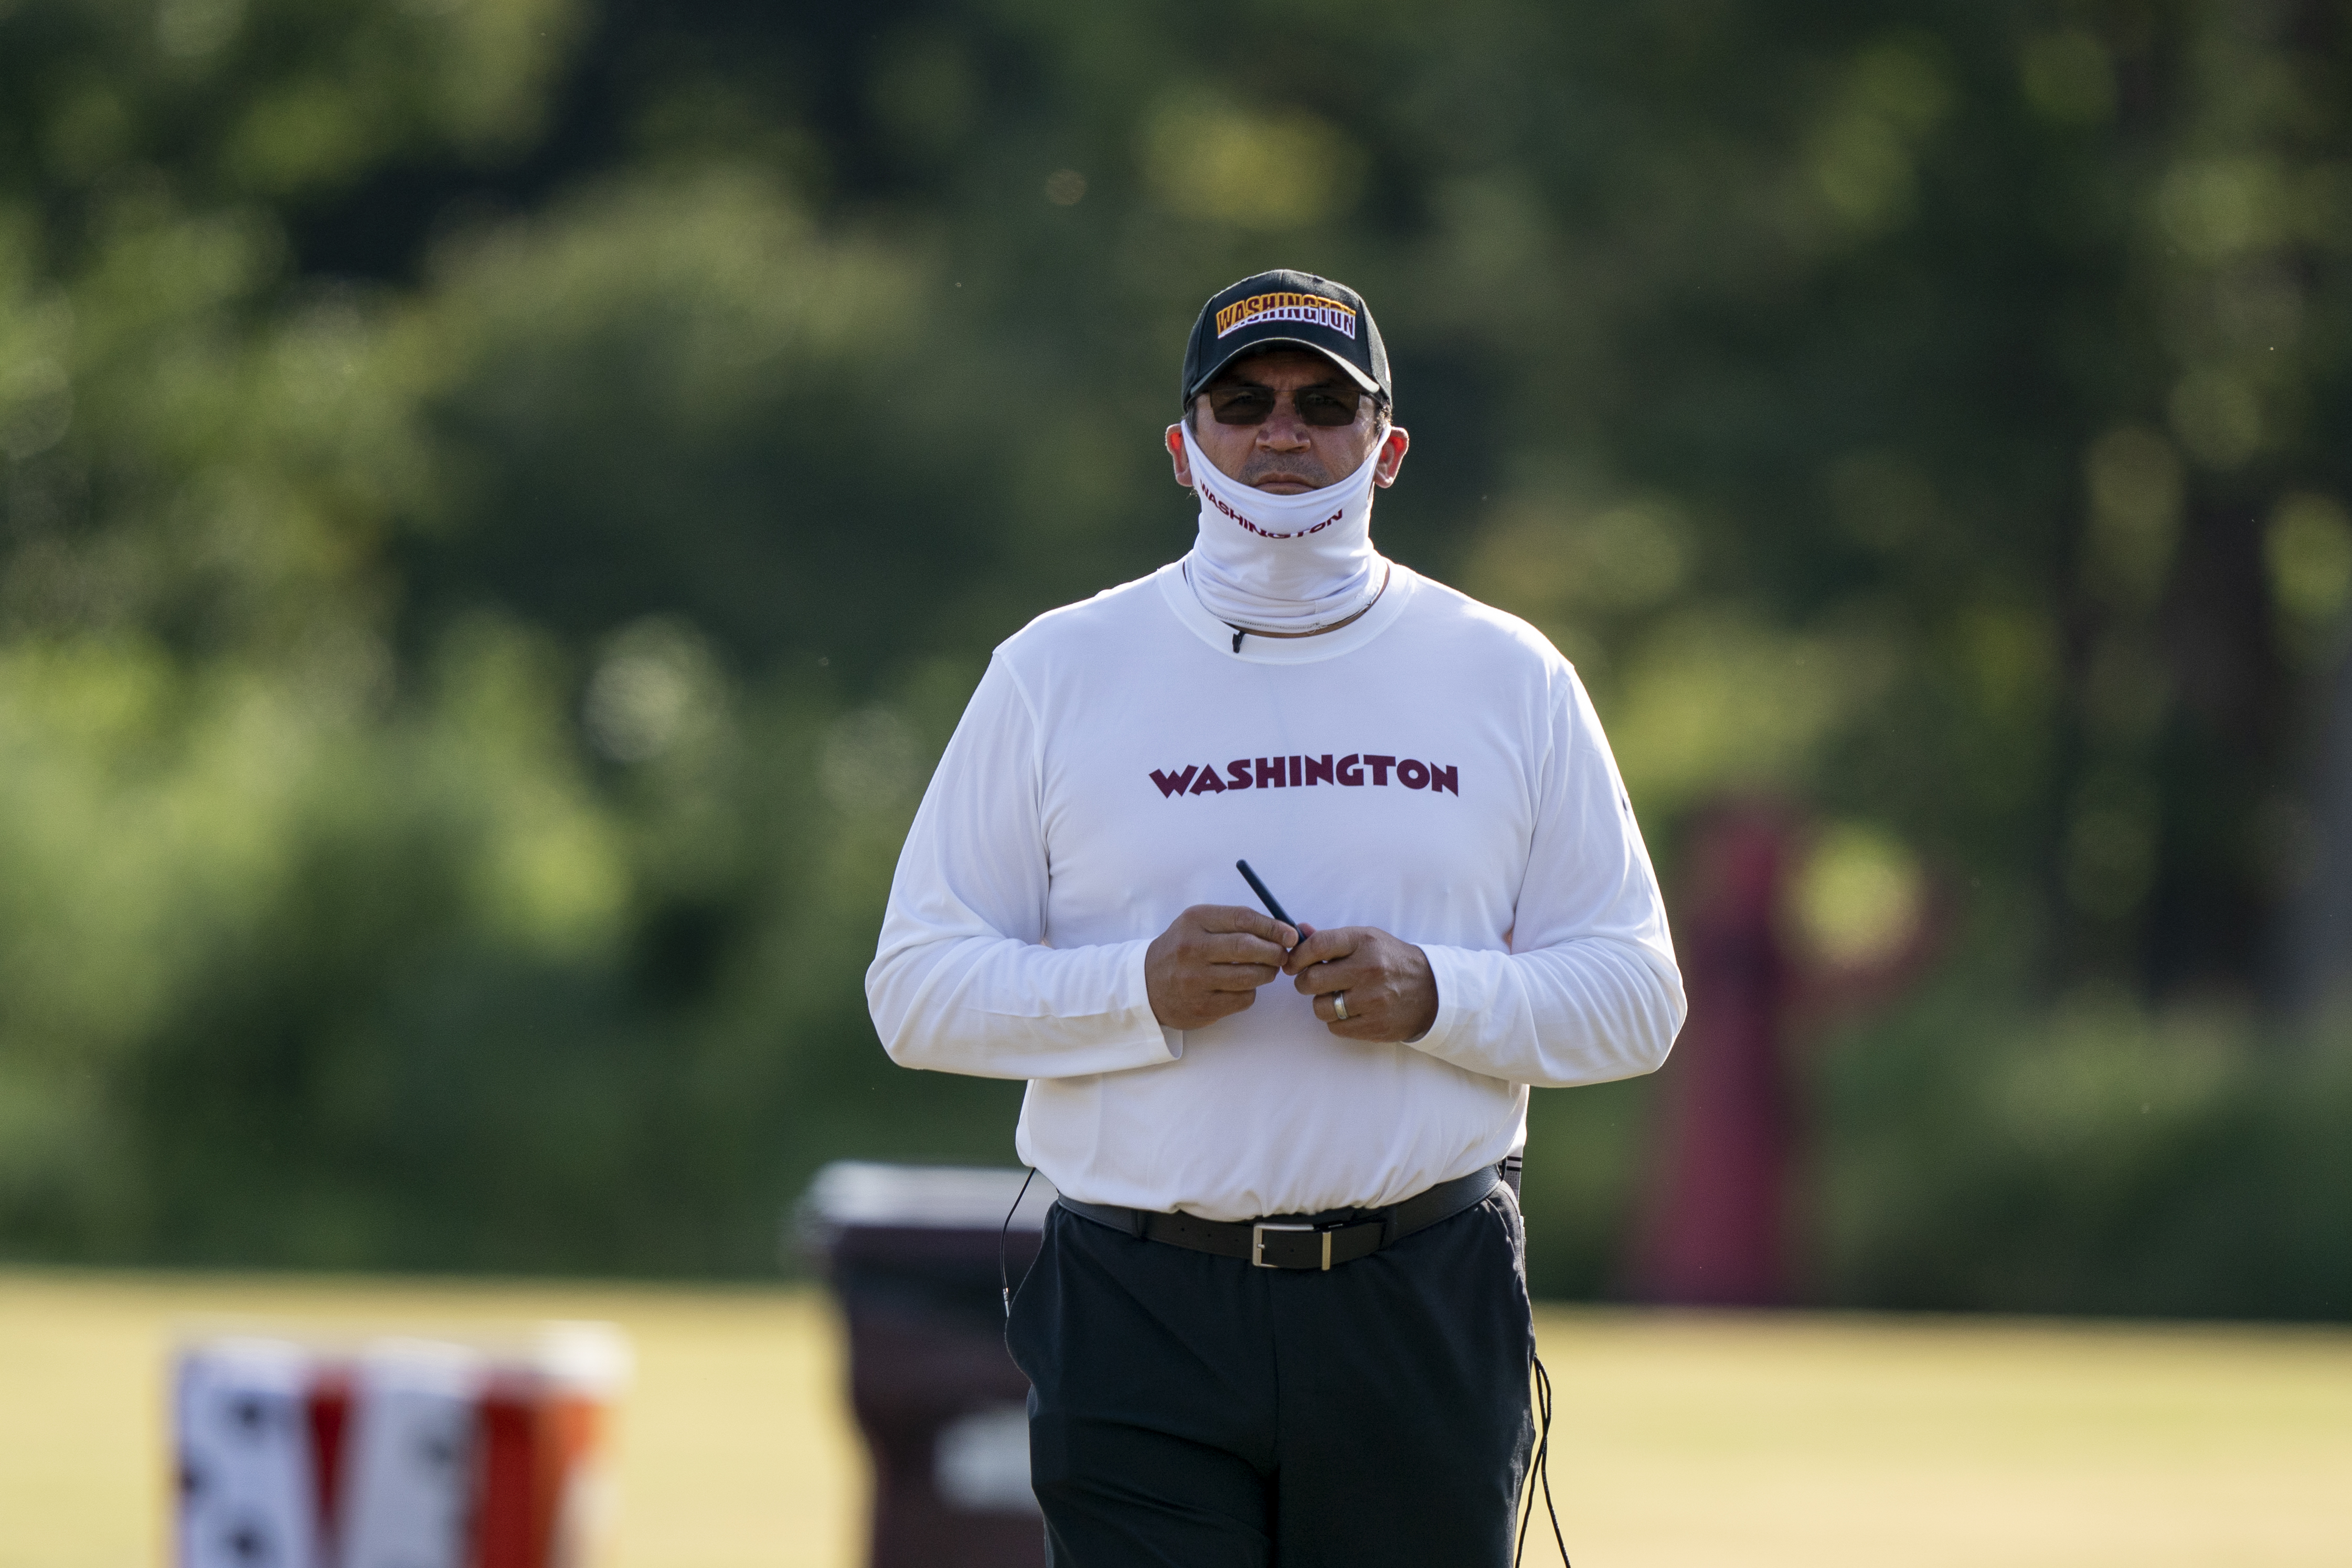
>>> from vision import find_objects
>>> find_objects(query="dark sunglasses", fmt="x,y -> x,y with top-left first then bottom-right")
1205,382 -> 1371,428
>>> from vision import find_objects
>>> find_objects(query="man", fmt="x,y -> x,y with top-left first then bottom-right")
867,269 -> 1684,1565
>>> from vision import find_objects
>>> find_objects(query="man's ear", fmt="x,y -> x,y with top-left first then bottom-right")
1374,424 -> 1411,489
1166,423 -> 1194,487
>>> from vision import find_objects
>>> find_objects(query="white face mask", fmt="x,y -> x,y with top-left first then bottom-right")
1180,422 -> 1385,636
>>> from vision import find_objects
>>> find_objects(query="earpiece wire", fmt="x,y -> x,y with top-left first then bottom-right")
999,1167 -> 1038,1319
1514,1352 -> 1570,1566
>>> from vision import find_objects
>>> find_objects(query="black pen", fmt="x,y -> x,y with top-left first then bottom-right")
1234,859 -> 1294,929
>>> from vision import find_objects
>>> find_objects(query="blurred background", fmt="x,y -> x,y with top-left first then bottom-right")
3,0 -> 2351,1327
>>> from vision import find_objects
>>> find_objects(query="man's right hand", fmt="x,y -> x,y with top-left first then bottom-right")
1145,905 -> 1299,1030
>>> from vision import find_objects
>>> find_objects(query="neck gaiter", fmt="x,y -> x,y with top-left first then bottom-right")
1181,423 -> 1386,636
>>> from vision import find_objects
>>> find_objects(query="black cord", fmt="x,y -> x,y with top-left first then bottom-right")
1514,1352 -> 1570,1566
1000,1167 -> 1037,1319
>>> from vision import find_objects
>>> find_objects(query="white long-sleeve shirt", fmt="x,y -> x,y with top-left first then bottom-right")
866,559 -> 1684,1220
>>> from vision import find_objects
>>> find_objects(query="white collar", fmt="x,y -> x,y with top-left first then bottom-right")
1157,559 -> 1416,663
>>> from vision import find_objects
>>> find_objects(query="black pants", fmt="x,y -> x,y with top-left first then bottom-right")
1005,1186 -> 1536,1567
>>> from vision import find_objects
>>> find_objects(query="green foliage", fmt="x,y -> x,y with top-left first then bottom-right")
1812,981 -> 2352,1319
1518,1072 -> 1656,1301
1,0 -> 576,201
408,165 -> 998,680
1,0 -> 2349,1308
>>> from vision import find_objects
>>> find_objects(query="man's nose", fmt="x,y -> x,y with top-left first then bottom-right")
1257,400 -> 1313,449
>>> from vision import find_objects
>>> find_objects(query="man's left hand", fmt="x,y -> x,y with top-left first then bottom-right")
1283,925 -> 1439,1042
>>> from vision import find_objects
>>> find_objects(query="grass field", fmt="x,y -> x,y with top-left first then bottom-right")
3,1270 -> 2347,1567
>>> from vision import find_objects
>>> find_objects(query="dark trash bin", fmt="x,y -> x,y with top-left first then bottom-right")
797,1161 -> 1057,1568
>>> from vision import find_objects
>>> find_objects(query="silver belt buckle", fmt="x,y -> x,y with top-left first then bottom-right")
1251,1222 -> 1331,1271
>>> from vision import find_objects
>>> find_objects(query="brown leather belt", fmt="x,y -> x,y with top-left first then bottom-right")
1056,1160 -> 1513,1272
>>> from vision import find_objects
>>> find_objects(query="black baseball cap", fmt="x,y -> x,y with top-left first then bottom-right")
1180,269 -> 1391,412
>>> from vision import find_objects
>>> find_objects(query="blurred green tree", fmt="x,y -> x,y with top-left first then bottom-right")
1,0 -> 2348,1307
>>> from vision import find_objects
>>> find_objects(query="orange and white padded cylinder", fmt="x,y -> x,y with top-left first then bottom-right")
173,1324 -> 630,1568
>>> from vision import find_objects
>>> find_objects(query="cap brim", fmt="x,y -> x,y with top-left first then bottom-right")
1185,336 -> 1381,403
